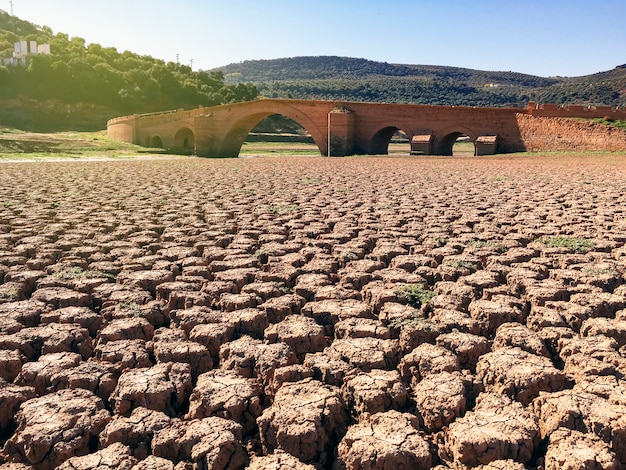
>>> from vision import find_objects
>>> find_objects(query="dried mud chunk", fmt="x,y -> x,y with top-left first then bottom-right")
247,451 -> 317,469
326,337 -> 400,371
0,388 -> 111,470
361,281 -> 404,313
430,308 -> 482,335
532,390 -> 626,464
259,293 -> 306,324
301,299 -> 373,331
527,301 -> 593,332
151,328 -> 212,378
212,267 -> 258,292
30,287 -> 91,309
0,349 -> 22,382
473,460 -> 527,470
267,364 -> 315,396
219,292 -> 260,312
186,370 -> 262,435
570,292 -> 625,318
0,323 -> 93,360
257,379 -> 347,465
544,428 -> 618,470
151,416 -> 247,469
109,362 -> 192,417
98,317 -> 155,344
222,307 -> 268,339
342,369 -> 408,418
188,322 -> 234,360
294,273 -> 332,301
0,282 -> 27,303
0,299 -> 47,328
50,360 -> 118,401
413,371 -> 468,432
129,456 -> 175,470
522,279 -> 569,306
559,335 -> 624,381
219,336 -> 297,384
431,281 -> 476,311
170,306 -> 217,334
94,339 -> 152,372
56,442 -> 137,470
476,347 -> 567,405
0,379 -> 36,434
99,407 -> 170,460
334,317 -> 391,340
442,392 -> 539,467
436,331 -> 491,371
302,351 -> 355,387
492,322 -> 551,357
117,270 -> 175,296
398,343 -> 460,385
40,306 -> 102,336
581,317 -> 626,347
264,315 -> 327,361
468,299 -> 524,336
15,351 -> 82,394
335,410 -> 431,470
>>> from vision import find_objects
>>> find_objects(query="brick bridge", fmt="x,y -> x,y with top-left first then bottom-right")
107,99 -> 626,157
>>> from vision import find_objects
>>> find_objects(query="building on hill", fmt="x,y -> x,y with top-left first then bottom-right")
2,39 -> 50,66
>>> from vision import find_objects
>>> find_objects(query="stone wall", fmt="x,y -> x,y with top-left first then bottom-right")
516,113 -> 626,152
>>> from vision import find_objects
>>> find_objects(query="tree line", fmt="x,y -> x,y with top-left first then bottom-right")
0,12 -> 259,117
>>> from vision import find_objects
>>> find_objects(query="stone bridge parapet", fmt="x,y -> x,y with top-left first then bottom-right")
107,99 -> 626,157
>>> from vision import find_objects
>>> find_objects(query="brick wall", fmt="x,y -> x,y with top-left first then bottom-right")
516,113 -> 626,152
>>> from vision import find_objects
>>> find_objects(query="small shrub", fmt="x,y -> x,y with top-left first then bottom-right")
394,284 -> 435,309
539,236 -> 595,253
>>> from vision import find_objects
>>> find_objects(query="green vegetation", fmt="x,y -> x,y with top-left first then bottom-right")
593,118 -> 626,129
539,236 -> 595,253
394,284 -> 435,309
0,12 -> 258,130
0,128 -> 161,160
217,56 -> 626,109
54,266 -> 115,280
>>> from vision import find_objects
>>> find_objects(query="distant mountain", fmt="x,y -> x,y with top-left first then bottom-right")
213,56 -> 626,109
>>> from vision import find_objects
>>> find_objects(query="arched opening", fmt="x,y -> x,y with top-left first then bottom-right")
241,114 -> 318,156
150,135 -> 164,148
433,131 -> 477,156
221,110 -> 325,157
370,126 -> 411,155
174,128 -> 195,154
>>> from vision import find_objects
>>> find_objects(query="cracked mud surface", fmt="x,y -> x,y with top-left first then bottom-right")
1,154 -> 626,469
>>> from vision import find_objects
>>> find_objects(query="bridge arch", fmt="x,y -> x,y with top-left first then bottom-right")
368,122 -> 414,155
218,102 -> 327,157
150,135 -> 164,148
174,127 -> 195,154
432,126 -> 478,156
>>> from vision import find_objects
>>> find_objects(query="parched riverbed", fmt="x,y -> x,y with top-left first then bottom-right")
1,154 -> 626,469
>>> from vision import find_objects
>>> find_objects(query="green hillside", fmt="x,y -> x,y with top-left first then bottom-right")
215,56 -> 626,109
0,11 -> 258,130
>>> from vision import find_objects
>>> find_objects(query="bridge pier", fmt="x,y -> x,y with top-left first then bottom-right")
327,108 -> 356,156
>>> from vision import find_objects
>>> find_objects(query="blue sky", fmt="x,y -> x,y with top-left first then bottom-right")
5,0 -> 625,77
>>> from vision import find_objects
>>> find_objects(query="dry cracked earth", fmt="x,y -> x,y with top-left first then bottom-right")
1,154 -> 626,470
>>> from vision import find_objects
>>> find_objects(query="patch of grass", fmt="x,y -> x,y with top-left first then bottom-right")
387,314 -> 437,332
489,175 -> 512,181
583,267 -> 620,277
592,118 -> 626,129
117,302 -> 142,316
0,129 -> 167,160
394,284 -> 435,309
55,266 -> 115,280
268,204 -> 299,214
539,236 -> 595,253
300,177 -> 323,185
443,259 -> 479,272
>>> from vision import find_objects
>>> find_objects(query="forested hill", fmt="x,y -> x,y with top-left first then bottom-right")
215,56 -> 626,109
0,11 -> 258,130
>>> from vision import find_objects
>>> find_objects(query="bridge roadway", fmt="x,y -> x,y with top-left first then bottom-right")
105,99 -> 615,157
